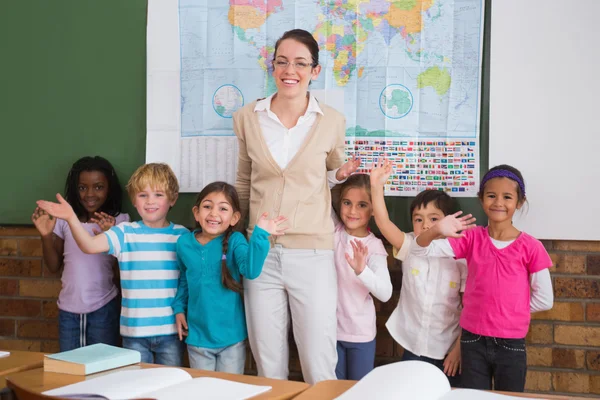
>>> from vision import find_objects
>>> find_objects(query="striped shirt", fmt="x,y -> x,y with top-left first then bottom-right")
105,221 -> 189,338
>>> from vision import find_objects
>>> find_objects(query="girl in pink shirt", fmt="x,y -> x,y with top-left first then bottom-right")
334,174 -> 392,380
412,165 -> 553,392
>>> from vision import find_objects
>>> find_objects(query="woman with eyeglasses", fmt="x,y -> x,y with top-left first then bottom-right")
233,29 -> 359,384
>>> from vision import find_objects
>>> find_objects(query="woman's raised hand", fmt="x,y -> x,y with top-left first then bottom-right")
336,155 -> 361,181
256,212 -> 289,236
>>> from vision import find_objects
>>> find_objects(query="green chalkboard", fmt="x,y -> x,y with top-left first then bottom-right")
0,0 -> 490,231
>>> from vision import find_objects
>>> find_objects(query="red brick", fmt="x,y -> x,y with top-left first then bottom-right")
0,239 -> 18,256
0,299 -> 41,318
0,226 -> 40,236
18,320 -> 59,339
553,241 -> 600,252
526,323 -> 553,344
549,253 -> 586,274
552,348 -> 585,369
525,370 -> 552,392
587,303 -> 600,322
552,372 -> 591,394
531,301 -> 584,321
555,325 -> 600,346
588,255 -> 600,276
0,339 -> 41,351
18,239 -> 43,257
42,301 -> 59,319
0,320 -> 15,337
587,351 -> 600,371
19,279 -> 61,298
375,332 -> 394,357
40,340 -> 60,353
554,277 -> 600,299
0,258 -> 42,277
0,279 -> 18,296
527,346 -> 552,367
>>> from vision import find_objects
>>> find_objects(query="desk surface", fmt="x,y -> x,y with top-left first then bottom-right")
5,363 -> 309,400
291,380 -> 591,400
0,351 -> 45,377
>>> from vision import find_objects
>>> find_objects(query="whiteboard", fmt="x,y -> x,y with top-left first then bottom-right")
489,0 -> 600,240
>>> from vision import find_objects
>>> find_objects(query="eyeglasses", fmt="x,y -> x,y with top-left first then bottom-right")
273,60 -> 316,70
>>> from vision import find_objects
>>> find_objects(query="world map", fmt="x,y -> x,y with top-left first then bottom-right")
179,0 -> 483,140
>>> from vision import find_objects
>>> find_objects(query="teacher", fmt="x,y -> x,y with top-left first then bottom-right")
233,29 -> 353,384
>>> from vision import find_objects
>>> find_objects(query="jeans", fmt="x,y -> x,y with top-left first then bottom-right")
187,340 -> 246,374
122,334 -> 184,366
402,349 -> 461,388
58,297 -> 120,352
335,339 -> 376,380
460,328 -> 527,392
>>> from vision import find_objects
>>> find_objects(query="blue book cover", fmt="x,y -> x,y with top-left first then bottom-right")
45,344 -> 141,375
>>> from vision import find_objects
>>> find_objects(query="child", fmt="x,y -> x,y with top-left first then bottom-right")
172,182 -> 287,374
37,163 -> 189,366
412,164 -> 554,392
32,156 -> 129,352
334,173 -> 392,380
370,160 -> 466,387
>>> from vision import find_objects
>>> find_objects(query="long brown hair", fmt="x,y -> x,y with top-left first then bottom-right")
194,182 -> 243,293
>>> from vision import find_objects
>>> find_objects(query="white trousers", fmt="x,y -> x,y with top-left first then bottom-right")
244,245 -> 338,384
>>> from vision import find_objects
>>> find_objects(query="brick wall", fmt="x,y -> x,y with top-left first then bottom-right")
0,226 -> 60,354
1,226 -> 599,396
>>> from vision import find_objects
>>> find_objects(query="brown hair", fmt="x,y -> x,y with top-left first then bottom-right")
194,182 -> 243,293
126,163 -> 179,202
339,174 -> 371,204
274,29 -> 319,67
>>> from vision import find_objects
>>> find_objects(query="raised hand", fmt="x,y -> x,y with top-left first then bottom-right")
370,158 -> 393,188
36,194 -> 76,222
256,212 -> 288,236
435,211 -> 477,238
90,212 -> 117,233
175,313 -> 188,341
31,207 -> 57,237
345,239 -> 369,275
336,155 -> 361,181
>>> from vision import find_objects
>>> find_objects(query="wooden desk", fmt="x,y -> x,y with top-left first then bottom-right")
292,380 -> 591,400
5,363 -> 309,400
0,351 -> 45,389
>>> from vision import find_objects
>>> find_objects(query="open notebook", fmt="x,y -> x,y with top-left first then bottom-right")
43,368 -> 271,400
335,361 -> 544,400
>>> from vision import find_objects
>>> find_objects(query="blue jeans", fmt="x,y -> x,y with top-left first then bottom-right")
335,339 -> 376,380
122,334 -> 183,366
460,328 -> 527,392
402,349 -> 461,388
187,340 -> 246,374
59,297 -> 120,352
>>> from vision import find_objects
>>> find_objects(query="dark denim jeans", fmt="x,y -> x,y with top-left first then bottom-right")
335,339 -> 376,380
122,334 -> 184,366
402,349 -> 461,388
460,328 -> 527,392
58,297 -> 120,352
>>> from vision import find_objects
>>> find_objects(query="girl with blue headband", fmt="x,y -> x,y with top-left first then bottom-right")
410,164 -> 553,392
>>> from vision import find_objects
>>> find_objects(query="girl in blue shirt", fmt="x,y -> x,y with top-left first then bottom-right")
172,181 -> 287,373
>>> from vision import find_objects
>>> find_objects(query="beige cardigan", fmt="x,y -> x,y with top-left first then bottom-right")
233,99 -> 346,249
